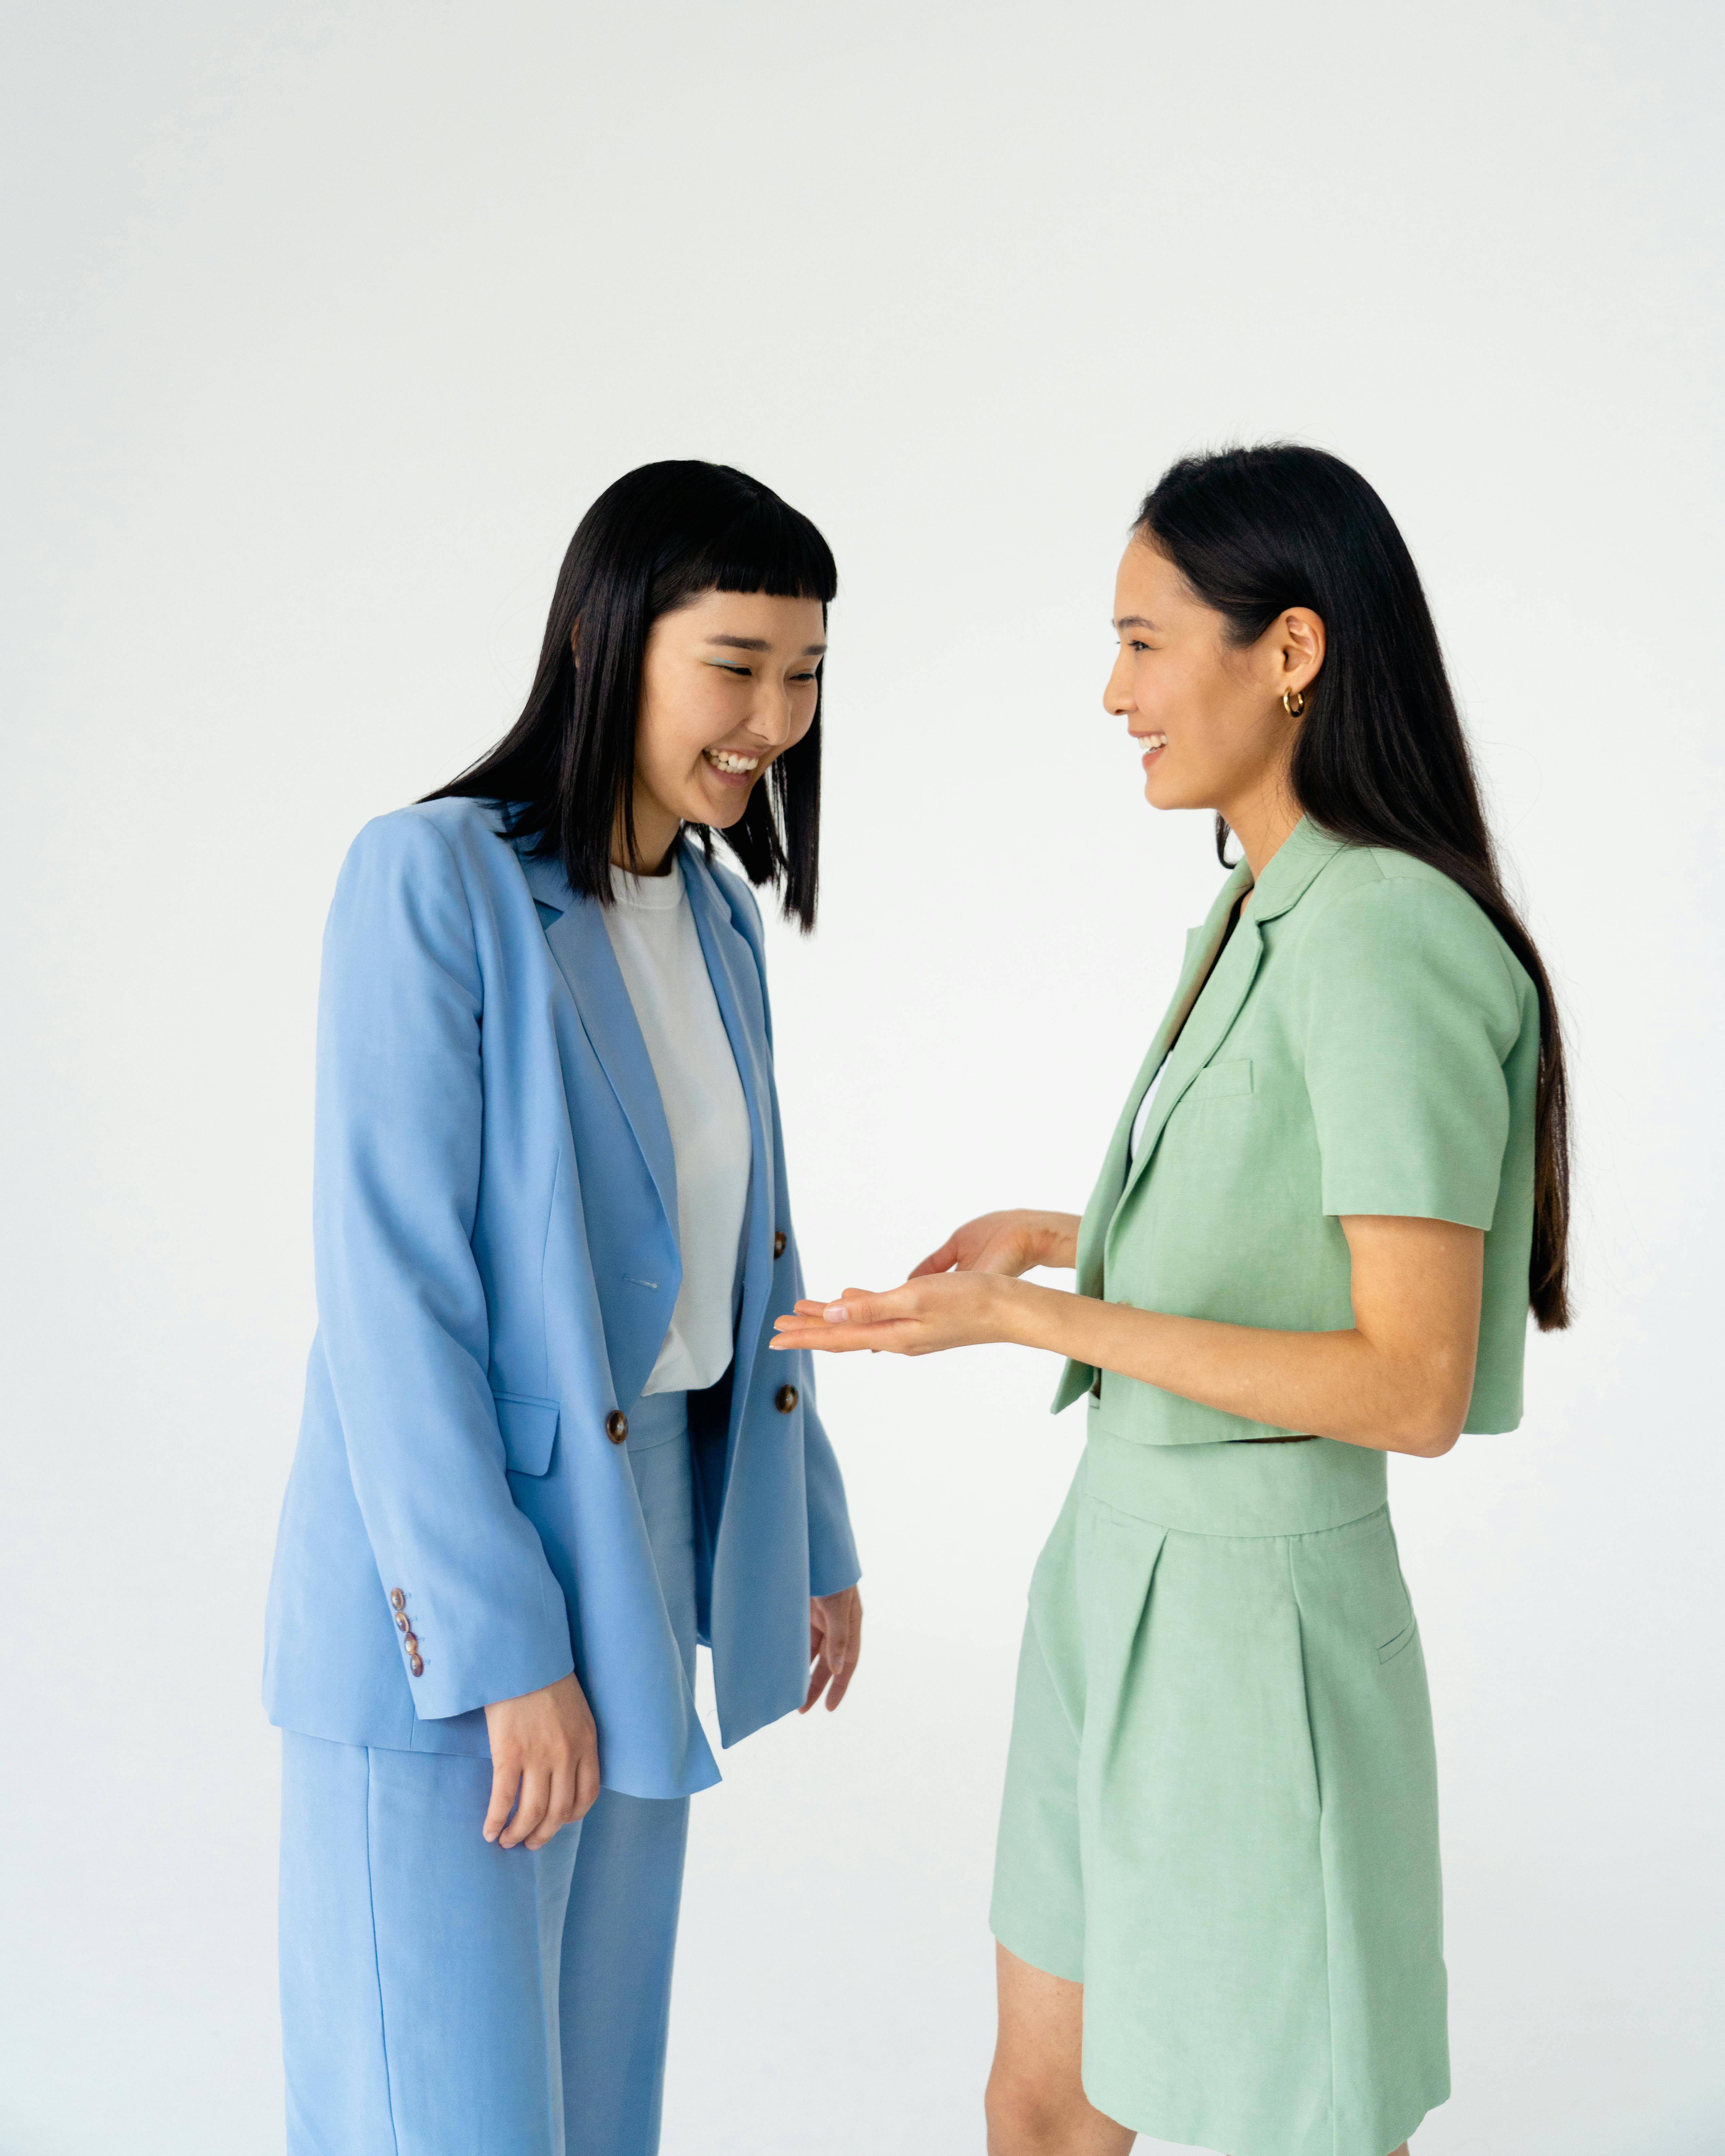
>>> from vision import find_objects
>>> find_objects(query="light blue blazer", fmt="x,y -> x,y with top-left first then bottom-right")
263,797 -> 859,1799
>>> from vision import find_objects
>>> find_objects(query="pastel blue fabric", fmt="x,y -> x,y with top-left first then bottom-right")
264,798 -> 858,1798
280,1396 -> 701,2155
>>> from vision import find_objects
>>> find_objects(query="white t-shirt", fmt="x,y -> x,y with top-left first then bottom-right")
1129,1059 -> 1167,1162
1130,898 -> 1247,1161
602,864 -> 752,1396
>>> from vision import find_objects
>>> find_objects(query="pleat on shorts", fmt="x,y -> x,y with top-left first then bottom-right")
991,1421 -> 1449,2156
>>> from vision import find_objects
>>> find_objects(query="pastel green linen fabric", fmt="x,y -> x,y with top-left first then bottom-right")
1052,817 -> 1541,1442
991,1430 -> 1448,2156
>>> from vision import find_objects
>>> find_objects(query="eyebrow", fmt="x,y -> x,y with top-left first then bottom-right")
704,634 -> 827,656
1114,615 -> 1161,632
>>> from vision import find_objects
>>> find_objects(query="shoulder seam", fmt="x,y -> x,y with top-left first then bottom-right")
1293,848 -> 1386,932
1295,859 -> 1528,1008
377,804 -> 484,1001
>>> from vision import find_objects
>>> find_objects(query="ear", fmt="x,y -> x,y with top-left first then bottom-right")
1277,607 -> 1325,694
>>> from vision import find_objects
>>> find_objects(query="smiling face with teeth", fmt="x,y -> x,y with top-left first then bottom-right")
612,587 -> 827,874
1104,535 -> 1325,874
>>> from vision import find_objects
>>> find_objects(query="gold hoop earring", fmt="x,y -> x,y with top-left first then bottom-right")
1282,687 -> 1306,717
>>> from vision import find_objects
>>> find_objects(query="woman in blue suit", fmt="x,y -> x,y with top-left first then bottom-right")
263,461 -> 861,2156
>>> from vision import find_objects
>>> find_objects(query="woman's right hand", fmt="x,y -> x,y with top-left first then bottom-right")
482,1671 -> 601,1850
911,1210 -> 1081,1280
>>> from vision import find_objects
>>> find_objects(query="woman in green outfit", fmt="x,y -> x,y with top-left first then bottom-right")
772,444 -> 1571,2156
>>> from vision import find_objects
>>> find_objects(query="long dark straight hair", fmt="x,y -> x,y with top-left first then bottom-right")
1138,443 -> 1571,1330
428,460 -> 837,928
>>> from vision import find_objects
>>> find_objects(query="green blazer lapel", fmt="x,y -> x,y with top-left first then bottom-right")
1071,865 -> 1251,1305
1106,818 -> 1344,1247
1052,872 -> 1247,1415
1106,910 -> 1264,1245
1052,817 -> 1356,1418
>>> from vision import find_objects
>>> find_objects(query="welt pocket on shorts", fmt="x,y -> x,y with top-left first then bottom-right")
493,1392 -> 560,1478
1188,1058 -> 1255,1101
1377,1619 -> 1419,1665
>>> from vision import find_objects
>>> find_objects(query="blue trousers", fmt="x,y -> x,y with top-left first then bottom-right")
280,1397 -> 698,2156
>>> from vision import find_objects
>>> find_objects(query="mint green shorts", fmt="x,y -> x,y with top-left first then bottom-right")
991,1420 -> 1449,2156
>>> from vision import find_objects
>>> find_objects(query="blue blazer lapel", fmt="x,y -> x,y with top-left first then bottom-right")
518,847 -> 680,1243
679,846 -> 775,1428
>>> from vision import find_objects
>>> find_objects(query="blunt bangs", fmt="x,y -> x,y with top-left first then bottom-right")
428,460 -> 836,930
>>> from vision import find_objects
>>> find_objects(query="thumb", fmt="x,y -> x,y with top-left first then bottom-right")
821,1287 -> 885,1323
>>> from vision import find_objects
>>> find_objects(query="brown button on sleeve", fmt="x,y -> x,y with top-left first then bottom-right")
605,1410 -> 629,1445
775,1384 -> 799,1413
409,1654 -> 424,1678
394,1613 -> 408,1632
389,1589 -> 406,1611
773,1230 -> 787,1259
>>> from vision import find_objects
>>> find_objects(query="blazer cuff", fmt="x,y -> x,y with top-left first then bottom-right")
808,1519 -> 862,1601
396,1582 -> 575,1724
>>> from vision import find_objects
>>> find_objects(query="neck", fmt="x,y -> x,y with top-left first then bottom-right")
612,790 -> 680,877
1217,770 -> 1303,885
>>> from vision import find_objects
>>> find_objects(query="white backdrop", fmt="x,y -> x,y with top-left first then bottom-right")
2,3 -> 1720,2152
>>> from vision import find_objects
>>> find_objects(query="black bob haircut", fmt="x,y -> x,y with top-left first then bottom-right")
428,460 -> 837,929
1138,442 -> 1572,1332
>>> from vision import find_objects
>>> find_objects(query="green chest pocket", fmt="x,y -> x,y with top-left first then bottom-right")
1188,1058 -> 1255,1101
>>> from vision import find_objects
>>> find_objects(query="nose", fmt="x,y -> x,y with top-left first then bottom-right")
1104,646 -> 1134,717
748,676 -> 802,749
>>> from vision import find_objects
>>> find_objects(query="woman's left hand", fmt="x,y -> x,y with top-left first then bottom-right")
804,1586 -> 863,1712
772,1272 -> 1021,1358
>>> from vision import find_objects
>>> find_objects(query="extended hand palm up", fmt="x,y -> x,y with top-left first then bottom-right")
770,1209 -> 1080,1359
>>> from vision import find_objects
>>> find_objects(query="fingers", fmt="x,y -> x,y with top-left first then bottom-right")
524,1761 -> 577,1851
480,1673 -> 600,1849
523,1732 -> 597,1847
772,1317 -> 921,1355
799,1592 -> 862,1714
572,1742 -> 603,1822
820,1599 -> 851,1683
801,1603 -> 832,1712
771,1286 -> 924,1356
526,1738 -> 602,1845
499,1765 -> 552,1850
483,1758 -> 520,1845
485,1752 -> 591,1849
775,1288 -> 896,1323
822,1598 -> 861,1713
799,1289 -> 889,1323
909,1236 -> 961,1279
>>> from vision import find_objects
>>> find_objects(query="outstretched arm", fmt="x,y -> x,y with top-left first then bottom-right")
772,1213 -> 1483,1459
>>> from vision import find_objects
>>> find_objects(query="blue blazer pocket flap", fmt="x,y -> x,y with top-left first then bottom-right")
493,1392 -> 560,1477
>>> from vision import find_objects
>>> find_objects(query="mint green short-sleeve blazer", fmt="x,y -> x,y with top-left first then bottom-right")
1054,818 -> 1541,1442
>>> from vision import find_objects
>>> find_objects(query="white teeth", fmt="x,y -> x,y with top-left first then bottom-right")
1144,734 -> 1167,749
705,748 -> 760,773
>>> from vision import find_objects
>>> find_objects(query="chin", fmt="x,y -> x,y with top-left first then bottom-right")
687,787 -> 752,831
1143,770 -> 1208,816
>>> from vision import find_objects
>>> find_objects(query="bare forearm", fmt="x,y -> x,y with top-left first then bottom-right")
1005,1280 -> 1466,1456
778,1217 -> 1481,1453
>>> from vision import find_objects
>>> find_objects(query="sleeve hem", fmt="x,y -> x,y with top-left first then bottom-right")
410,1643 -> 577,1724
1321,1191 -> 1497,1231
